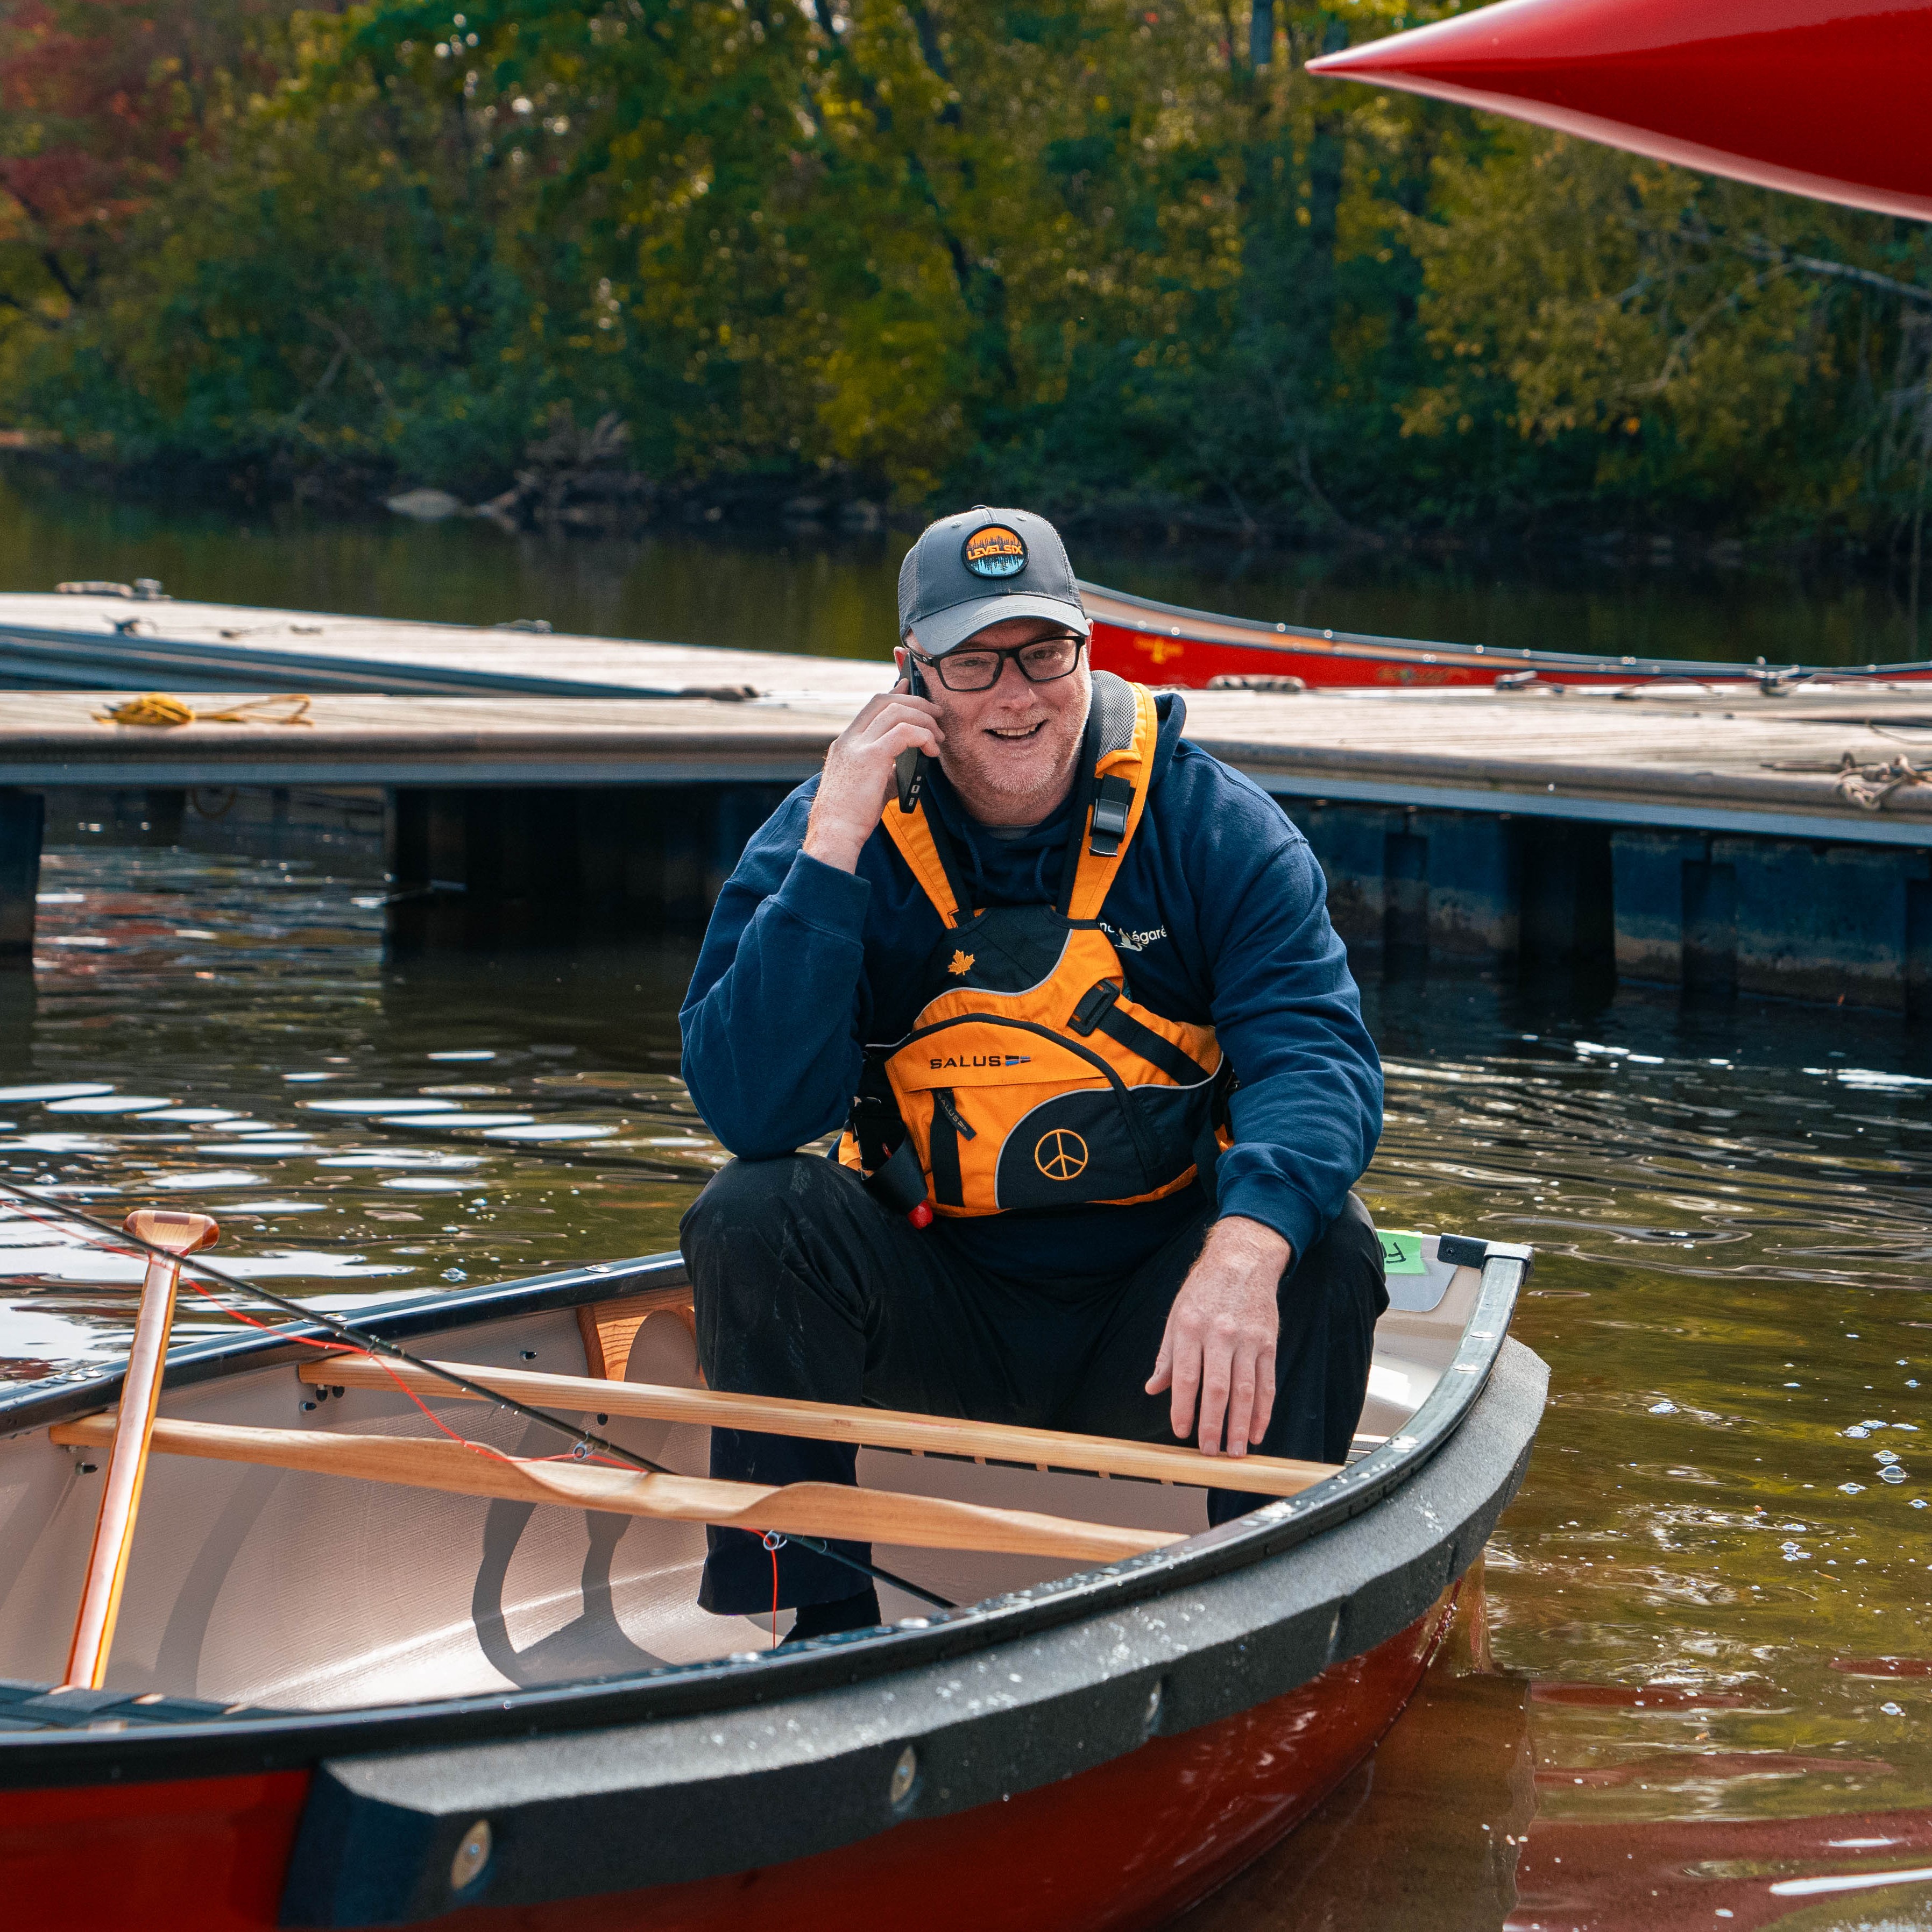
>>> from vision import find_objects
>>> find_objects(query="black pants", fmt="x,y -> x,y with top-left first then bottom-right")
680,1155 -> 1388,1613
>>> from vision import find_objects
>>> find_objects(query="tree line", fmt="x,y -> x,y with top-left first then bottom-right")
2,0 -> 1929,560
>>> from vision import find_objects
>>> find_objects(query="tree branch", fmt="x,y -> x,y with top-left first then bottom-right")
1675,222 -> 1932,308
37,249 -> 82,306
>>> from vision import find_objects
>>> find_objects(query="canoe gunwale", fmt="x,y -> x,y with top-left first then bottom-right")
1080,579 -> 1932,683
0,1242 -> 1533,1794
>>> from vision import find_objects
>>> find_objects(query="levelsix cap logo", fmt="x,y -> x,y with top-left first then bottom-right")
962,523 -> 1027,579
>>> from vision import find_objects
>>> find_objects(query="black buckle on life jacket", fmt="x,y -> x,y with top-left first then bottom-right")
864,1137 -> 933,1221
1088,776 -> 1135,858
1067,979 -> 1121,1036
848,1055 -> 910,1163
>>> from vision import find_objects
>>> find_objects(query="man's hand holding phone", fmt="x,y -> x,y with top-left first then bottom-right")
802,662 -> 945,874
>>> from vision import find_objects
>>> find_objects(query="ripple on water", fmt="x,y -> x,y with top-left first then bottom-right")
3,847 -> 718,1387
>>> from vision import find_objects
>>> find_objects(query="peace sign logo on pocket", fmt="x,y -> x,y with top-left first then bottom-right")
1034,1128 -> 1089,1181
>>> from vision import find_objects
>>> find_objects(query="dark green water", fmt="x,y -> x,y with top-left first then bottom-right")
1,463 -> 1925,668
3,848 -> 1928,1929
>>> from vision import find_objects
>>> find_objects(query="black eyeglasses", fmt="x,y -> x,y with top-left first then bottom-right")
910,633 -> 1085,693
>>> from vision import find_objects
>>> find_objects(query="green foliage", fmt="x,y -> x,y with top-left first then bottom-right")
1397,132 -> 1932,532
2,0 -> 1928,545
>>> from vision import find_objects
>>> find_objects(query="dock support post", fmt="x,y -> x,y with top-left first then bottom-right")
1610,831 -> 1710,988
1286,802 -> 1402,970
1518,820 -> 1613,971
1613,830 -> 1932,1012
1417,812 -> 1521,962
0,788 -> 44,966
1723,838 -> 1923,1011
1285,800 -> 1525,978
144,788 -> 186,847
1382,825 -> 1428,969
1681,848 -> 1738,1000
1908,879 -> 1932,1022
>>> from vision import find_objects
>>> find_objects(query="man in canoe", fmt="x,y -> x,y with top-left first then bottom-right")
680,507 -> 1385,1639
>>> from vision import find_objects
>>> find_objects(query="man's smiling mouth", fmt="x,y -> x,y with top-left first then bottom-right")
986,721 -> 1045,740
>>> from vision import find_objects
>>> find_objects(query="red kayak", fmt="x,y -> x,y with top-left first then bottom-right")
1081,581 -> 1932,691
1304,0 -> 1932,223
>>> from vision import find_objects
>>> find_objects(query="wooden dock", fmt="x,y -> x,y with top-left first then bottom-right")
4,679 -> 1932,835
6,590 -> 1932,1008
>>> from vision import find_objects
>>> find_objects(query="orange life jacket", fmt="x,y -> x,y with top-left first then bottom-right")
839,674 -> 1223,1220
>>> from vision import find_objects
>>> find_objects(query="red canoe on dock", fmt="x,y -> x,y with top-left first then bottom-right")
1082,581 -> 1932,693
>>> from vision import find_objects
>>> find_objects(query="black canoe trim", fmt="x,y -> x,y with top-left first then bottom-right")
0,1241 -> 1531,1791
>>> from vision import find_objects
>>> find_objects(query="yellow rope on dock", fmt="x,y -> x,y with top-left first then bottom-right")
94,693 -> 314,729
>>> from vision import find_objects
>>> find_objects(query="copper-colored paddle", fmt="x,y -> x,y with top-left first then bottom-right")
61,1208 -> 219,1690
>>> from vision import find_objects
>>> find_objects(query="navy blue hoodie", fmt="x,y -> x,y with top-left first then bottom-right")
680,691 -> 1382,1282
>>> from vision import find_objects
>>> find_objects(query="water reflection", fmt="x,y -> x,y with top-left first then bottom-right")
1188,985 -> 1932,1930
1,464 -> 1923,668
1199,1605 -> 1932,1931
4,847 -> 1930,1929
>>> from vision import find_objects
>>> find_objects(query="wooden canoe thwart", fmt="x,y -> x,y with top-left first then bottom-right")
302,1352 -> 1344,1497
48,1412 -> 1181,1563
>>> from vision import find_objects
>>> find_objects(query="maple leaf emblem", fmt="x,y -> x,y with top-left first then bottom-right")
947,949 -> 976,976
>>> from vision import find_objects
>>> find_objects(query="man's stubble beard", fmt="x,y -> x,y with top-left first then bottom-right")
942,684 -> 1090,824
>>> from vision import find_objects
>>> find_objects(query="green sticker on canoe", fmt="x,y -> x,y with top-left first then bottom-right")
1379,1230 -> 1426,1274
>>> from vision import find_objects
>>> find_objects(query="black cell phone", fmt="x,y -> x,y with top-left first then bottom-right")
895,657 -> 928,814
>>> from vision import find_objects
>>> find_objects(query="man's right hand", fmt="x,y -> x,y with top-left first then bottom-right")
802,676 -> 945,873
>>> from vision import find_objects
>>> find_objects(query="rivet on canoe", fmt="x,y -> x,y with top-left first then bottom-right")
1144,1680 -> 1164,1732
450,1820 -> 491,1893
889,1746 -> 917,1807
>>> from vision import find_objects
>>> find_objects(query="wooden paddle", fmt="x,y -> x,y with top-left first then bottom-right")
49,1413 -> 1181,1563
303,1352 -> 1344,1497
61,1209 -> 219,1690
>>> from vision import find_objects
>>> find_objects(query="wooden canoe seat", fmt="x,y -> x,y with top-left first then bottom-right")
577,1285 -> 697,1382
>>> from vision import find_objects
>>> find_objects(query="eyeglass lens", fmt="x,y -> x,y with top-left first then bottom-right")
933,636 -> 1082,691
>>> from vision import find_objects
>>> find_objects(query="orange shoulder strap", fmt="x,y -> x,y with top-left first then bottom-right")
1067,679 -> 1158,921
881,799 -> 961,929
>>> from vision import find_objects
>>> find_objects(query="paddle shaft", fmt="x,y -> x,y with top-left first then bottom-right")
49,1413 -> 1181,1563
62,1212 -> 218,1689
306,1353 -> 1343,1497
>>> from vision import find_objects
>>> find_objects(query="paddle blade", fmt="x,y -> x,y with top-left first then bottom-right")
1305,0 -> 1932,222
124,1208 -> 220,1254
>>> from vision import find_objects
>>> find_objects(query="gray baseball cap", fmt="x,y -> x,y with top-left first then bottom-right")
897,506 -> 1091,656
